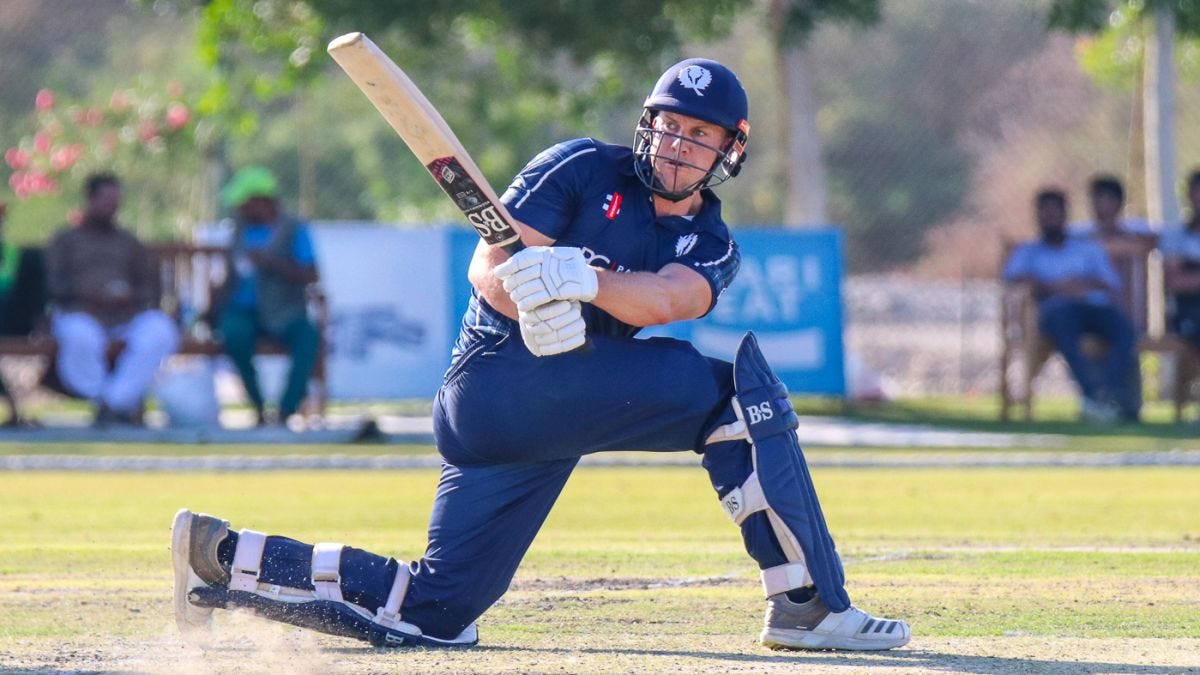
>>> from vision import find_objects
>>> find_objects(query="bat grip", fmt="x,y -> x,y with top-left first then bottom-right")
498,236 -> 593,356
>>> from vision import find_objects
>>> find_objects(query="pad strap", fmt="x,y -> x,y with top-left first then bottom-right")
735,383 -> 799,439
311,543 -> 344,602
720,471 -> 767,525
374,563 -> 413,630
761,561 -> 813,597
705,419 -> 748,445
229,529 -> 267,592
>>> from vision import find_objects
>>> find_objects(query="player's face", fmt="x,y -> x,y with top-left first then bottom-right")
240,196 -> 279,224
1091,192 -> 1121,221
86,183 -> 121,221
1036,200 -> 1066,233
649,112 -> 730,194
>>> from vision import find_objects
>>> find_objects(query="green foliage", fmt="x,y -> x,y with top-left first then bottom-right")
771,0 -> 882,47
1075,6 -> 1144,88
1049,0 -> 1200,37
1068,1 -> 1200,89
194,0 -> 325,137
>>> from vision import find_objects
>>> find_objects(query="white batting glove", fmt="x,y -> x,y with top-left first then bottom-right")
494,246 -> 599,312
518,299 -> 587,356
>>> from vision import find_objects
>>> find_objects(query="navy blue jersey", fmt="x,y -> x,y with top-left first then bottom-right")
451,138 -> 740,361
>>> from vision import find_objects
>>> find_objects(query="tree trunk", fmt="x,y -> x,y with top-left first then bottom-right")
1126,56 -> 1146,219
779,45 -> 828,228
1144,6 -> 1177,229
769,0 -> 828,229
1143,6 -> 1176,338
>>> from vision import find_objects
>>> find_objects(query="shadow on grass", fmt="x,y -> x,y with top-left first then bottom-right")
436,644 -> 1189,674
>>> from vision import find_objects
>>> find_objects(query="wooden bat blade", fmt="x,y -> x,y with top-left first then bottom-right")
327,32 -> 523,252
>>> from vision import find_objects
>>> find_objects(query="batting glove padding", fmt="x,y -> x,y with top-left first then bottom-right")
495,246 -> 599,312
518,299 -> 587,356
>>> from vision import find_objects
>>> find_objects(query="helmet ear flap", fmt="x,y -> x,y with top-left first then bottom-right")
730,148 -> 748,177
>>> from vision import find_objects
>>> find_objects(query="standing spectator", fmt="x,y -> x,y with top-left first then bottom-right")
45,173 -> 180,426
0,200 -> 47,427
213,166 -> 320,426
1161,169 -> 1200,349
1003,188 -> 1139,423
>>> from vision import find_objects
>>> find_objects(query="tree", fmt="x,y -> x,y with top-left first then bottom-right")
767,0 -> 882,228
1,6 -> 217,241
151,0 -> 886,225
1048,0 -> 1200,35
1048,0 -> 1200,227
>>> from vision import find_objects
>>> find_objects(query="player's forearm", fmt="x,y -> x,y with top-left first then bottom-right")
472,225 -> 557,321
1039,277 -> 1109,297
592,266 -> 709,327
470,242 -> 519,320
254,252 -> 318,284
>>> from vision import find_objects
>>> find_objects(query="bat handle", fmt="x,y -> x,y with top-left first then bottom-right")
500,238 -> 525,256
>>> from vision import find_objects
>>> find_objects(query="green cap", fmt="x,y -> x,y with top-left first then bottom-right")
220,166 -> 279,209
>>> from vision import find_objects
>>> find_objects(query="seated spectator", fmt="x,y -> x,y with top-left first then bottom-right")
1069,174 -> 1157,245
45,173 -> 180,426
0,200 -> 47,427
213,166 -> 320,427
1161,169 -> 1200,350
1003,188 -> 1139,423
1069,174 -> 1152,415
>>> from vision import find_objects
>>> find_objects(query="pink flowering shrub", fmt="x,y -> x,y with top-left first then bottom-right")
5,84 -> 199,200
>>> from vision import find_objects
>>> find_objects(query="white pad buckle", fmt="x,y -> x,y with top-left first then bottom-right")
706,418 -> 748,444
229,529 -> 267,592
374,563 -> 413,630
311,543 -> 344,602
761,561 -> 813,597
720,471 -> 768,525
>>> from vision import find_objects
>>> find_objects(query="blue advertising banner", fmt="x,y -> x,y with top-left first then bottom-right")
642,229 -> 846,396
451,228 -> 846,396
315,227 -> 844,399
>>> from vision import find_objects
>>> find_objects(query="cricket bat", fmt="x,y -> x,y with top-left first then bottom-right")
327,32 -> 525,255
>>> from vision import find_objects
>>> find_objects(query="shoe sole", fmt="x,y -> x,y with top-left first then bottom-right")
171,508 -> 214,638
760,627 -> 910,651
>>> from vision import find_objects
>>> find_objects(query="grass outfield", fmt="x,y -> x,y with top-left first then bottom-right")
1,465 -> 1198,672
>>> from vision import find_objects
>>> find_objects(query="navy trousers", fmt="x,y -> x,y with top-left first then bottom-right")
1038,300 -> 1137,403
401,332 -> 799,638
238,332 -> 823,641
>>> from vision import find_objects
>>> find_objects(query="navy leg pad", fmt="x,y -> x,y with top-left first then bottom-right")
733,331 -> 850,612
188,586 -> 476,649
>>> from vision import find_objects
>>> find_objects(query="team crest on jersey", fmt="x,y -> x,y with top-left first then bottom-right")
675,233 -> 698,257
678,66 -> 712,96
602,192 -> 623,220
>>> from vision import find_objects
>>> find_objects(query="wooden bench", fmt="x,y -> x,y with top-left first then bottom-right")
0,242 -> 328,417
998,238 -> 1200,422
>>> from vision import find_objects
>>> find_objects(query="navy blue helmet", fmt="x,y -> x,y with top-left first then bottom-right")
634,58 -> 750,201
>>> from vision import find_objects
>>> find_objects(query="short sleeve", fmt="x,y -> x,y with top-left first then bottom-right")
1002,244 -> 1031,281
499,139 -> 599,240
291,226 -> 317,265
1089,243 -> 1122,291
1160,226 -> 1186,258
678,236 -> 740,315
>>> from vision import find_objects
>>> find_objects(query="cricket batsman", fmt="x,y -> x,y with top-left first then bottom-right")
172,57 -> 911,651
